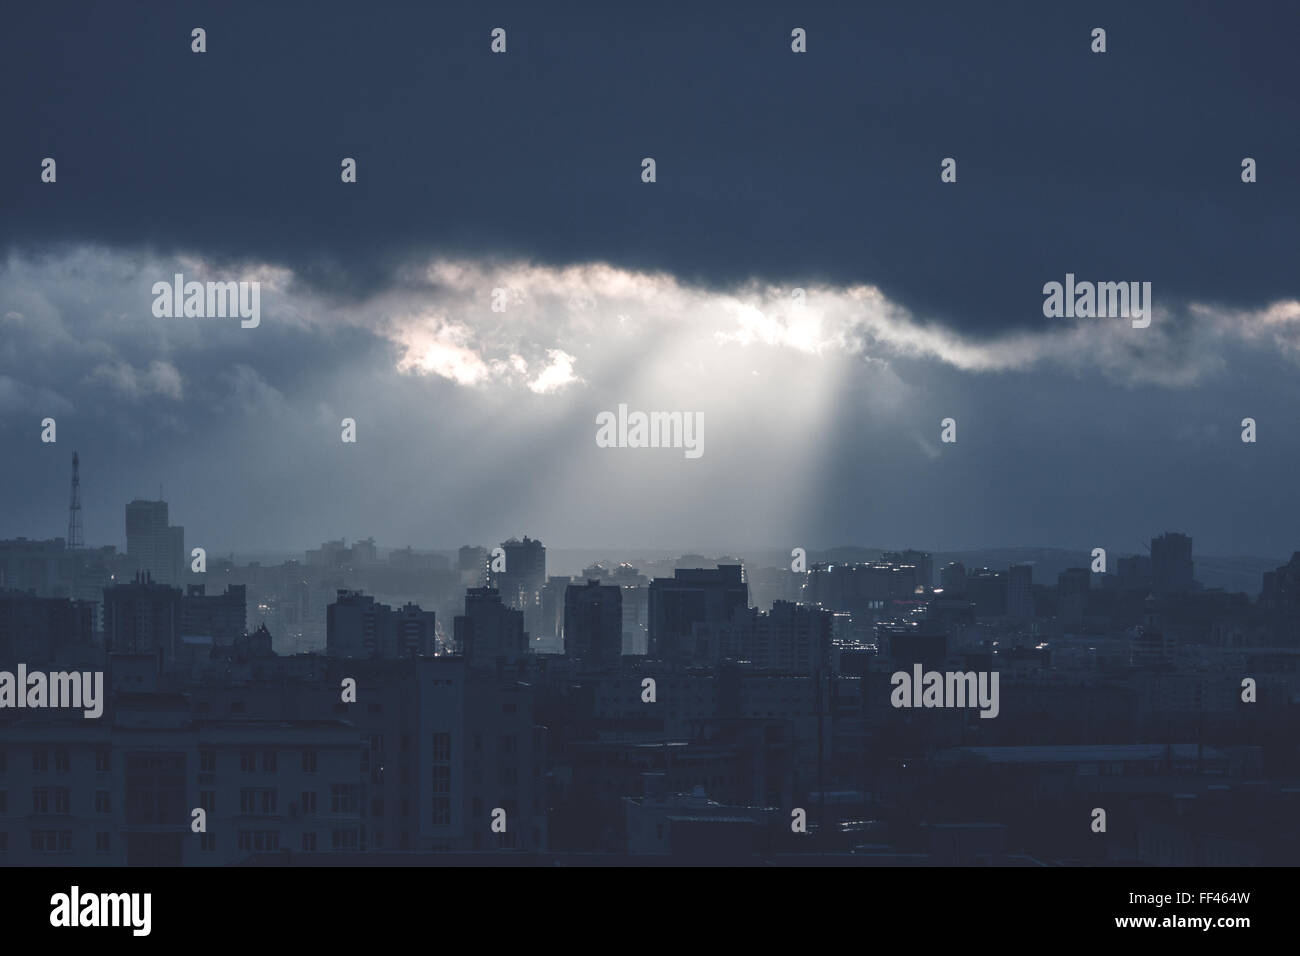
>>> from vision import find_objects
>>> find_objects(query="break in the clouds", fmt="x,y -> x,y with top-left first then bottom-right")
2,243 -> 1300,558
4,245 -> 1300,410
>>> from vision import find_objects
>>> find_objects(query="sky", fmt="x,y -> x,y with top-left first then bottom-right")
1,0 -> 1298,558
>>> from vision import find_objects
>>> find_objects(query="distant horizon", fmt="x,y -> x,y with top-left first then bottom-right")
9,535 -> 1290,566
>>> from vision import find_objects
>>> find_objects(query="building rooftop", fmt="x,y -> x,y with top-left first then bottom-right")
952,744 -> 1227,764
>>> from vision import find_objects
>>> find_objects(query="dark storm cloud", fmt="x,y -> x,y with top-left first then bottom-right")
2,246 -> 1296,556
2,1 -> 1297,329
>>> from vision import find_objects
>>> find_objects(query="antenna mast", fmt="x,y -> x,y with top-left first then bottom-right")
67,452 -> 83,550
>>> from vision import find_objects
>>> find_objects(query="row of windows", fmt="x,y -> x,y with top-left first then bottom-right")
198,788 -> 364,817
226,829 -> 362,852
6,740 -> 483,788
431,795 -> 450,826
5,740 -> 476,777
0,749 -> 118,773
20,788 -> 115,815
195,700 -> 399,717
23,785 -> 109,816
0,828 -> 371,855
1,748 -> 327,776
432,733 -> 451,762
29,830 -> 73,853
4,785 -> 373,819
237,830 -> 279,852
29,750 -> 71,772
239,789 -> 278,816
0,832 -> 115,858
201,749 -> 322,774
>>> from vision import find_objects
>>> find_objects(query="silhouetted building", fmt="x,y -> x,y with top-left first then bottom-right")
966,568 -> 1007,617
539,575 -> 572,651
305,539 -> 347,568
579,563 -> 650,655
624,783 -> 777,858
607,564 -> 650,655
882,622 -> 948,670
1008,564 -> 1034,619
182,584 -> 247,646
2,694 -> 362,864
0,537 -> 81,596
1151,532 -> 1194,595
741,600 -> 833,675
326,590 -> 435,659
940,561 -> 967,596
1117,554 -> 1152,592
882,550 -> 934,590
648,566 -> 748,664
0,589 -> 95,664
458,546 -> 487,572
455,587 -> 528,665
494,536 -> 546,636
564,580 -> 622,667
804,562 -> 914,622
103,572 -> 183,661
305,538 -> 385,570
1262,552 -> 1300,645
1057,567 -> 1090,631
125,499 -> 185,586
457,545 -> 489,589
351,537 -> 378,566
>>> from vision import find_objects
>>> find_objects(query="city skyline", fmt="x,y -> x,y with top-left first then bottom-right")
2,0 -> 1297,889
5,452 -> 1297,568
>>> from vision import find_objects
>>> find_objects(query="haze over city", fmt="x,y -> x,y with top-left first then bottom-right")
2,0 -> 1298,891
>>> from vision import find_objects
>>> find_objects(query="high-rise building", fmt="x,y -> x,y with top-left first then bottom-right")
125,499 -> 185,585
0,537 -> 80,595
392,601 -> 437,659
539,575 -> 572,651
966,568 -> 1007,617
940,561 -> 967,596
414,658 -> 548,853
882,550 -> 934,590
564,580 -> 623,667
1261,552 -> 1300,645
455,587 -> 528,665
1151,532 -> 1194,595
804,562 -> 914,622
351,537 -> 378,566
457,545 -> 489,587
103,572 -> 183,660
1117,554 -> 1153,592
647,565 -> 748,664
326,590 -> 435,659
731,600 -> 833,675
0,589 -> 95,664
609,563 -> 650,656
181,583 -> 247,646
1007,564 -> 1034,619
306,539 -> 349,568
1057,567 -> 1090,632
578,563 -> 650,655
493,536 -> 546,636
